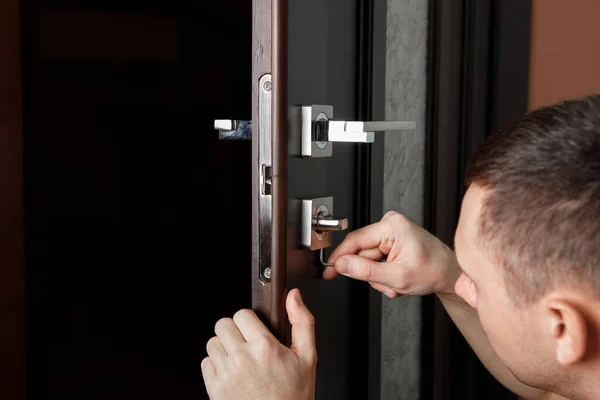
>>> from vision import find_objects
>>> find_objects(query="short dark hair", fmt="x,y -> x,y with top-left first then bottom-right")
465,94 -> 600,305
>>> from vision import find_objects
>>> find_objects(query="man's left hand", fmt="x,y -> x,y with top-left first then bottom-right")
201,288 -> 317,400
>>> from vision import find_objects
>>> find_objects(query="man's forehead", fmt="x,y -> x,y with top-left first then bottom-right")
455,185 -> 490,270
456,187 -> 484,244
461,185 -> 487,226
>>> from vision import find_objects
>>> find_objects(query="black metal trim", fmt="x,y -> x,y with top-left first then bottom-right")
367,1 -> 386,399
422,0 -> 532,399
349,0 -> 384,398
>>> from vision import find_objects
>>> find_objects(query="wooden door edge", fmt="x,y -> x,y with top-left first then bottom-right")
251,0 -> 289,343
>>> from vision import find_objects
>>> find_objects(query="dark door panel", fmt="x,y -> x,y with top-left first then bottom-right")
23,1 -> 252,399
21,0 -> 384,399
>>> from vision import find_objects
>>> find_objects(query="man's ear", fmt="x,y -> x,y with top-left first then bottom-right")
545,298 -> 588,365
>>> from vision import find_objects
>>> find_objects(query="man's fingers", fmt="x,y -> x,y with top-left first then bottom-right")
358,248 -> 385,260
322,266 -> 337,280
369,282 -> 399,298
233,309 -> 274,343
201,356 -> 216,383
206,336 -> 228,370
322,248 -> 383,280
286,289 -> 316,364
215,317 -> 246,352
327,222 -> 388,263
334,255 -> 391,286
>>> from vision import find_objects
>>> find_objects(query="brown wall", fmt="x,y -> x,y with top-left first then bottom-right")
528,0 -> 600,110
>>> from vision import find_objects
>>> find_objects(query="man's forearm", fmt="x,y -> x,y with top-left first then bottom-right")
436,292 -> 556,400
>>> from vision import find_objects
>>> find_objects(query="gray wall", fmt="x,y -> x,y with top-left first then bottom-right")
381,0 -> 428,398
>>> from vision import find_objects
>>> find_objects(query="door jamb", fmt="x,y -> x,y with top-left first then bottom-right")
422,1 -> 532,398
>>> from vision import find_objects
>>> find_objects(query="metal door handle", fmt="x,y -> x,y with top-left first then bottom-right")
298,104 -> 416,157
301,197 -> 348,251
343,121 -> 416,132
315,120 -> 416,143
313,210 -> 348,267
312,210 -> 348,232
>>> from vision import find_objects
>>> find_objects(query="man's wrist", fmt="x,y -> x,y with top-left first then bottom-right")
434,247 -> 462,297
435,291 -> 463,304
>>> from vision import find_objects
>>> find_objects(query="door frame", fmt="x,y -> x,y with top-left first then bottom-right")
422,0 -> 532,399
353,0 -> 386,398
355,0 -> 386,398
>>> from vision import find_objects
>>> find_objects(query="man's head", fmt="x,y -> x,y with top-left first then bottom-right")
454,94 -> 600,396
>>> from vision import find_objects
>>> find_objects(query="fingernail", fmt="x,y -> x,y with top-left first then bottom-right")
337,257 -> 350,274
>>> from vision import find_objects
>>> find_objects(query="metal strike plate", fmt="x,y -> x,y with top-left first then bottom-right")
257,74 -> 272,284
212,76 -> 271,284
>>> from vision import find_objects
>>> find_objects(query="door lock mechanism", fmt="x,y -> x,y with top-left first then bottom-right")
214,74 -> 273,284
301,197 -> 348,251
313,209 -> 348,233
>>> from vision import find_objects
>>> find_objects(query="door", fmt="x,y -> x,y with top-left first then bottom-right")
252,0 -> 377,397
214,0 -> 411,398
22,1 -> 254,399
18,0 -> 401,399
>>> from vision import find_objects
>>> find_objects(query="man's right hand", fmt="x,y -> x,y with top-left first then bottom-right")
323,210 -> 461,299
326,211 -> 563,400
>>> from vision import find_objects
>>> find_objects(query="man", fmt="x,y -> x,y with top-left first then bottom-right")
201,95 -> 600,400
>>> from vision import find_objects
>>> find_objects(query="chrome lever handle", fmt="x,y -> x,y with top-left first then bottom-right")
342,120 -> 416,132
314,120 -> 374,143
312,211 -> 348,232
213,119 -> 252,140
297,104 -> 417,157
312,209 -> 348,267
301,197 -> 348,250
314,119 -> 415,144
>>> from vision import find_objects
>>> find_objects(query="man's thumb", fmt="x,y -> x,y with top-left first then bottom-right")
286,288 -> 316,364
335,255 -> 388,285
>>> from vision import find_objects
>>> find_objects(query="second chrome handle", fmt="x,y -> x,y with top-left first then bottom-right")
312,211 -> 348,233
